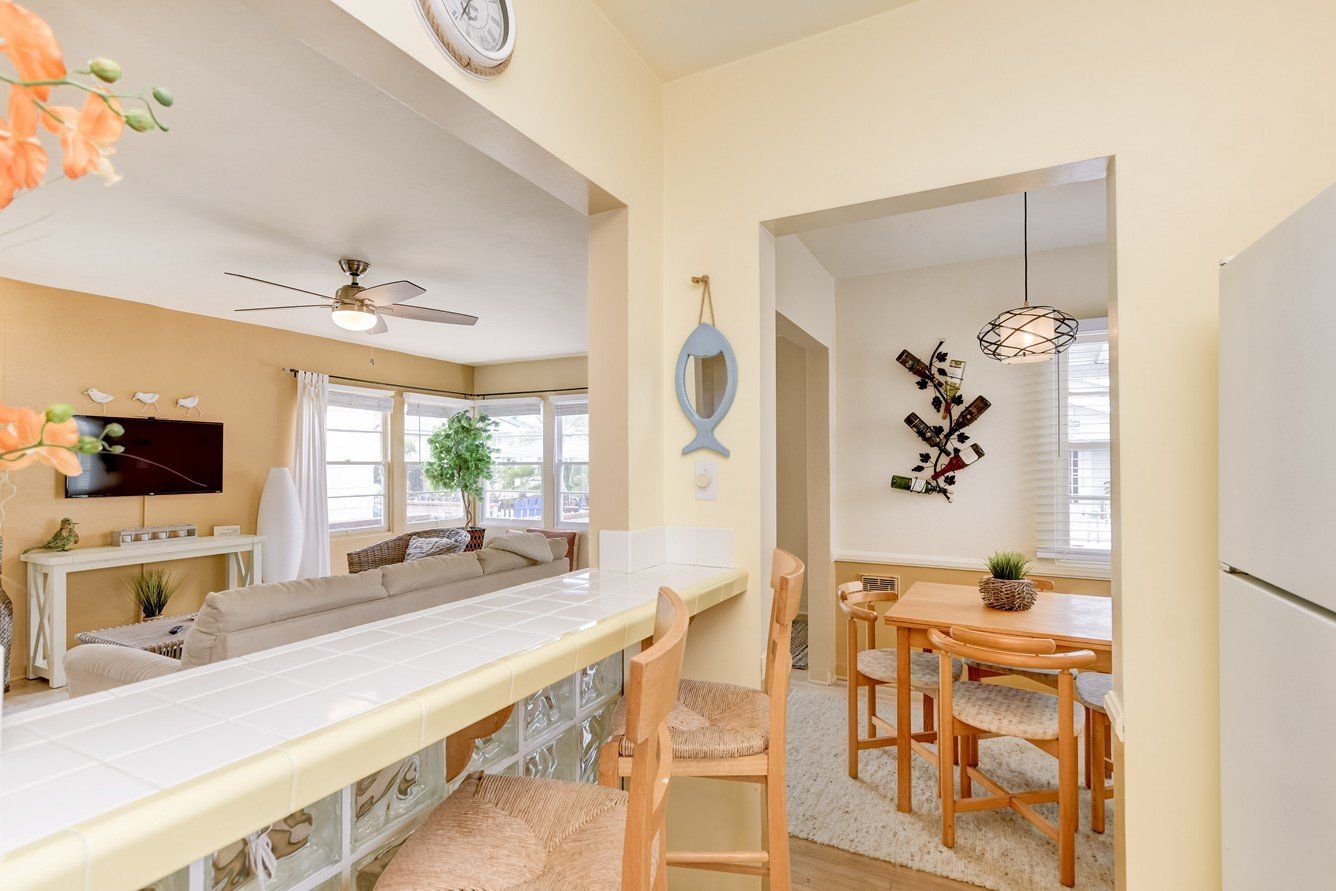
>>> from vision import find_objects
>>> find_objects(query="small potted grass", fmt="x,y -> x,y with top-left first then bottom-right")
979,551 -> 1038,611
128,568 -> 181,621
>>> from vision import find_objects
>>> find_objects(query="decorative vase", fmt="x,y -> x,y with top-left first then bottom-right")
257,467 -> 303,584
465,527 -> 486,552
0,536 -> 11,693
979,576 -> 1038,611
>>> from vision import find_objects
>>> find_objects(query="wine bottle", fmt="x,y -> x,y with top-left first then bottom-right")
953,395 -> 992,432
931,443 -> 985,480
896,349 -> 934,381
891,475 -> 944,495
904,413 -> 947,450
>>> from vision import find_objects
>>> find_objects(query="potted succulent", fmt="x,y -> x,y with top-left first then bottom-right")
979,551 -> 1040,611
424,412 -> 498,547
128,568 -> 181,621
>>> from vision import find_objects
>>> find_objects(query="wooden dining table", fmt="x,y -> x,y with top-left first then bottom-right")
882,581 -> 1113,812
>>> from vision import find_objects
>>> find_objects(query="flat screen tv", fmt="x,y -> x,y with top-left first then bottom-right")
65,416 -> 224,498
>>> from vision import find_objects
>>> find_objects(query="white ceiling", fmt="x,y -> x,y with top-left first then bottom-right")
1,0 -> 588,365
796,179 -> 1108,279
593,0 -> 920,81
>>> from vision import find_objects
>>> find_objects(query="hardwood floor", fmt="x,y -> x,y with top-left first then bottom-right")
792,836 -> 983,890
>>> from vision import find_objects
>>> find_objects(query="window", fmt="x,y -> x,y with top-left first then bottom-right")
480,399 -> 544,523
1035,320 -> 1111,562
404,393 -> 470,526
326,386 -> 393,532
554,397 -> 589,526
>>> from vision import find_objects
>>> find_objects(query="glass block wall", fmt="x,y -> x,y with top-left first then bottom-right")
142,653 -> 623,891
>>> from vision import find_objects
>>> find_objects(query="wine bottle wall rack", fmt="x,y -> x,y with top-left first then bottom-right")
892,339 -> 990,502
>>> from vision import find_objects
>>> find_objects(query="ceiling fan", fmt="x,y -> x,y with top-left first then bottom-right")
227,258 -> 478,334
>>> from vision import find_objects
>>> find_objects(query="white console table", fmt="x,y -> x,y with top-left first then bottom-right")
20,534 -> 265,688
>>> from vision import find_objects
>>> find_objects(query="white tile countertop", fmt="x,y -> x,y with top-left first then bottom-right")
0,562 -> 748,890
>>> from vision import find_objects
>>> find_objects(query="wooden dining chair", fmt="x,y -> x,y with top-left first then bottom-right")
598,549 -> 805,888
928,626 -> 1096,888
1076,670 -> 1115,833
837,580 -> 961,779
377,586 -> 690,891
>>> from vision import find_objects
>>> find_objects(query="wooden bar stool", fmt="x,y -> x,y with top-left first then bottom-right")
837,581 -> 961,778
598,549 -> 805,888
928,626 -> 1096,888
1076,670 -> 1115,833
377,586 -> 691,891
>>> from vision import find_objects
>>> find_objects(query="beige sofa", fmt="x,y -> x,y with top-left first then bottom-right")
64,538 -> 570,697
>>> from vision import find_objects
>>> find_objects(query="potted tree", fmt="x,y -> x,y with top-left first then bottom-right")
424,412 -> 498,547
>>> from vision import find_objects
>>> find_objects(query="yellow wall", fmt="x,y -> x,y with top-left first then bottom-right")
472,355 -> 587,395
0,277 -> 475,668
660,2 -> 1336,884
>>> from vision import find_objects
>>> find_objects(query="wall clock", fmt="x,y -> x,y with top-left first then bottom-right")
415,0 -> 516,79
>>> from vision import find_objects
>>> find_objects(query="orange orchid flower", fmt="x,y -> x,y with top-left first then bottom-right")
0,405 -> 83,476
0,1 -> 66,100
42,91 -> 122,182
0,114 -> 45,209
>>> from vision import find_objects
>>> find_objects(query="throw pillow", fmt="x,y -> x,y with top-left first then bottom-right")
482,531 -> 555,564
405,535 -> 466,562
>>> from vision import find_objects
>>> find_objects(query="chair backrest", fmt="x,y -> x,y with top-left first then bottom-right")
837,580 -> 899,666
927,626 -> 1096,730
621,586 -> 690,890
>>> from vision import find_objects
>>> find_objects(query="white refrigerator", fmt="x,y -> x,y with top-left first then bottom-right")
1219,183 -> 1336,887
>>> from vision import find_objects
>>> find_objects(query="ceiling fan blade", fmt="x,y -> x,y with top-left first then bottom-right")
379,303 -> 478,326
359,280 -> 425,307
366,315 -> 389,335
234,304 -> 330,312
225,272 -> 331,301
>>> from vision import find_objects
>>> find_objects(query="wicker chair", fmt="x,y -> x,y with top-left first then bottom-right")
346,527 -> 482,574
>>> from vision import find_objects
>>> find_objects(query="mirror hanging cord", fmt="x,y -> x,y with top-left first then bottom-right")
692,274 -> 716,326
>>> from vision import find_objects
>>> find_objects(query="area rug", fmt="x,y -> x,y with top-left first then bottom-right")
785,685 -> 1114,890
790,616 -> 809,671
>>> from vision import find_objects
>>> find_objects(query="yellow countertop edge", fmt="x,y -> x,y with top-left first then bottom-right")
0,567 -> 748,891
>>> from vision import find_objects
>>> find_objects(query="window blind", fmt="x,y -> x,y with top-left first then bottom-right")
477,397 -> 543,419
404,391 -> 469,420
1033,320 -> 1112,563
328,384 -> 394,414
552,395 -> 589,417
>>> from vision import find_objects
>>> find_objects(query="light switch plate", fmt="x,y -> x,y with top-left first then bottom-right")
213,525 -> 241,536
694,460 -> 717,501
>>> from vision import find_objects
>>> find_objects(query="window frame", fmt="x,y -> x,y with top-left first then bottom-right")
1036,319 -> 1112,565
552,396 -> 589,530
403,393 -> 472,531
325,385 -> 393,536
478,397 -> 547,528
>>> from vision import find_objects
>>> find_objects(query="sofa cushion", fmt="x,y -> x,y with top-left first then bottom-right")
382,552 -> 483,597
477,537 -> 568,575
182,570 -> 387,668
405,534 -> 466,562
483,531 -> 556,563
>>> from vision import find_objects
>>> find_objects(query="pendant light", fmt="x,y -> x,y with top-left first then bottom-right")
977,192 -> 1078,363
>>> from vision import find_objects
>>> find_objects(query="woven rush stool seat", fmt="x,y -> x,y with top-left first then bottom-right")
858,648 -> 961,691
950,680 -> 1084,740
377,772 -> 629,890
1075,671 -> 1113,713
609,678 -> 770,759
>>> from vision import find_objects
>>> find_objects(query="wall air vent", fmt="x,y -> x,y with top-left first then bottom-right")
859,574 -> 899,594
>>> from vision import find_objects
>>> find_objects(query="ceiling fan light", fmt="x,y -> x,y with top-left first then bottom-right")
977,304 -> 1078,364
331,305 -> 377,332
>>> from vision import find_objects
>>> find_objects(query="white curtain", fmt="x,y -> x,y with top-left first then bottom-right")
293,371 -> 330,579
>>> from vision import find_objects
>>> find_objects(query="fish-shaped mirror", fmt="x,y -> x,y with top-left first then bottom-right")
676,276 -> 737,456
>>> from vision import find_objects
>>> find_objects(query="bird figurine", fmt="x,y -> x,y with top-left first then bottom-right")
133,392 -> 160,414
82,388 -> 114,414
24,518 -> 79,554
176,395 -> 201,417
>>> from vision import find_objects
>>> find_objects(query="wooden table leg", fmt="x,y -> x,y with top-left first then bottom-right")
896,624 -> 912,812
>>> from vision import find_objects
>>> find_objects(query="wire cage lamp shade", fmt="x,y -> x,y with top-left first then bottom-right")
978,304 -> 1078,363
978,191 -> 1078,363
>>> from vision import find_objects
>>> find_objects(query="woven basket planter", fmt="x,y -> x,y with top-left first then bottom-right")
465,527 -> 486,551
979,577 -> 1038,611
